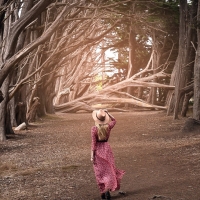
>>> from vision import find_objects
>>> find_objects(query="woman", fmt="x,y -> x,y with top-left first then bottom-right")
91,109 -> 125,199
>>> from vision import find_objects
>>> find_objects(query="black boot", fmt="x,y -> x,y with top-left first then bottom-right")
105,191 -> 111,199
101,193 -> 106,199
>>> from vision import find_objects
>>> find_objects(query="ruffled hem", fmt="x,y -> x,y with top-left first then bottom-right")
93,155 -> 125,193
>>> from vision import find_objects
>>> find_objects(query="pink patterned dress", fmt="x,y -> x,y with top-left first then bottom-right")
91,117 -> 125,193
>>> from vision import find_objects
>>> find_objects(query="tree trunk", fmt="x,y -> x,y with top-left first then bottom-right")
45,81 -> 56,114
37,86 -> 46,117
12,0 -> 33,127
27,97 -> 40,122
137,69 -> 144,99
0,76 -> 11,141
193,1 -> 200,120
0,4 -> 14,141
181,91 -> 193,117
0,90 -> 4,103
151,77 -> 158,105
167,0 -> 197,119
127,28 -> 136,97
151,31 -> 161,105
6,103 -> 15,135
15,102 -> 27,126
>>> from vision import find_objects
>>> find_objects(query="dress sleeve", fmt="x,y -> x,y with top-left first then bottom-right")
91,126 -> 97,151
108,117 -> 116,129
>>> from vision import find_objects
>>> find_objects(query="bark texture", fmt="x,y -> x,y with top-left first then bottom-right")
27,97 -> 40,123
167,0 -> 197,119
193,1 -> 200,120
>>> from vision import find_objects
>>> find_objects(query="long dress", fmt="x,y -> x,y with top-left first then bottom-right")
91,117 -> 125,193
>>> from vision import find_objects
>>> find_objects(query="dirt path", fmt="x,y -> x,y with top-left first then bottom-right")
1,111 -> 200,200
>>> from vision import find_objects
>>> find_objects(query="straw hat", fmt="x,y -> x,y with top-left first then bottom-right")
92,109 -> 109,124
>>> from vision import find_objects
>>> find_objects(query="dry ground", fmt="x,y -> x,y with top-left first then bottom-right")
1,110 -> 200,200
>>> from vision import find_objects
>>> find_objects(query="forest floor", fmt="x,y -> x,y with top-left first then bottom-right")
1,110 -> 200,200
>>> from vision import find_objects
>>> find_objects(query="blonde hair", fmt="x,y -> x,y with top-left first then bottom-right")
96,123 -> 109,141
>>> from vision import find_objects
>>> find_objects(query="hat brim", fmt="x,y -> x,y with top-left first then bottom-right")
92,110 -> 110,124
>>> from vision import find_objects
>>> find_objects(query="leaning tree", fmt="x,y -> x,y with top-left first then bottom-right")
0,0 -> 54,141
0,0 -> 86,141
